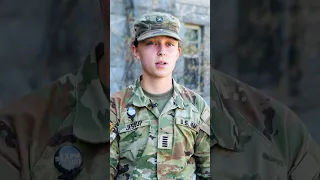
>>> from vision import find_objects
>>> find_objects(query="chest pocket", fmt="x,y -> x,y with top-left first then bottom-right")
174,108 -> 201,151
117,120 -> 152,162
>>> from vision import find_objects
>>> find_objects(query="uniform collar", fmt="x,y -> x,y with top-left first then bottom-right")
127,76 -> 184,109
73,43 -> 109,143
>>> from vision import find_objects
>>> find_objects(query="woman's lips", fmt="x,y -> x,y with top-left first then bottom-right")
155,61 -> 168,68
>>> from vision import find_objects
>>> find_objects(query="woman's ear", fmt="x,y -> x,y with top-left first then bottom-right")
132,45 -> 140,60
176,46 -> 181,59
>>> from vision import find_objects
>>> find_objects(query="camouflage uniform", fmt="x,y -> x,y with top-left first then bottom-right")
110,77 -> 210,180
210,69 -> 320,179
0,43 -> 110,180
109,12 -> 210,180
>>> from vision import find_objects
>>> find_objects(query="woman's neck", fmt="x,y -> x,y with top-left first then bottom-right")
140,75 -> 173,94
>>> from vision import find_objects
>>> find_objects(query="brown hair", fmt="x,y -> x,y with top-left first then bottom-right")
132,38 -> 182,48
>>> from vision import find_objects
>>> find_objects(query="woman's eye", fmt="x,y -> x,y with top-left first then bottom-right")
146,42 -> 160,46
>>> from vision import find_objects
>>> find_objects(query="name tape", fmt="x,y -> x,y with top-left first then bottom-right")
118,120 -> 151,133
176,119 -> 198,130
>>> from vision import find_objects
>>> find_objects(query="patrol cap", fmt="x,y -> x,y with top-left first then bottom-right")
133,12 -> 182,41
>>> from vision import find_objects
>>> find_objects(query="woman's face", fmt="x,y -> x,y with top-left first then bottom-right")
132,36 -> 181,80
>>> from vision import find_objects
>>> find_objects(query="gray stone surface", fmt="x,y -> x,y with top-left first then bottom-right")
152,0 -> 172,11
111,1 -> 126,15
175,3 -> 210,25
133,0 -> 153,9
175,0 -> 210,7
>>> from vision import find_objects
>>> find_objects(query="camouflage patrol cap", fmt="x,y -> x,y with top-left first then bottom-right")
133,12 -> 182,41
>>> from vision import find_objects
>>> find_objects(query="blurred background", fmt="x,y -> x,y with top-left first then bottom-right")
212,0 -> 320,142
0,0 -> 103,106
0,0 -> 319,141
110,0 -> 210,104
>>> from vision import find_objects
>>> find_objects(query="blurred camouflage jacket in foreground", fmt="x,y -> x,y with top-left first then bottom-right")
210,69 -> 320,179
0,43 -> 109,180
110,77 -> 210,180
0,42 -> 320,179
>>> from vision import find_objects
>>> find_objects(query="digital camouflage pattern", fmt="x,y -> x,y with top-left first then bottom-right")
110,77 -> 211,180
0,43 -> 110,180
133,12 -> 182,41
210,69 -> 320,179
